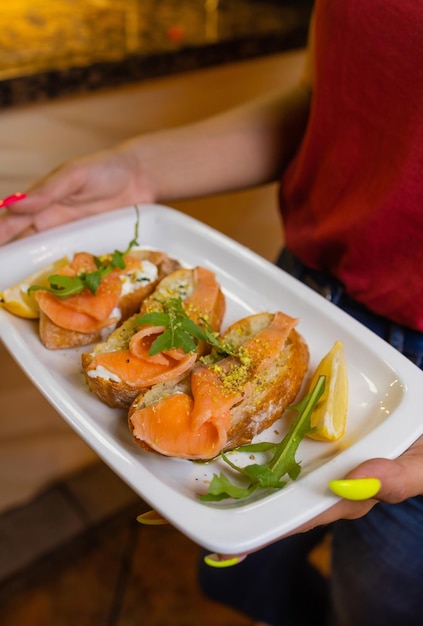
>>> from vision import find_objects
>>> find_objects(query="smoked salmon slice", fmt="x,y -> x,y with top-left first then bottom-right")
129,311 -> 299,460
85,266 -> 225,392
35,252 -> 157,335
129,394 -> 231,459
86,332 -> 198,387
181,266 -> 225,330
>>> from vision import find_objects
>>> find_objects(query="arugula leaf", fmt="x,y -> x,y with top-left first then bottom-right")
203,472 -> 257,501
146,330 -> 172,354
137,299 -> 195,355
180,317 -> 209,342
136,312 -> 171,327
136,296 -> 241,359
174,328 -> 198,354
28,206 -> 141,299
110,250 -> 126,270
45,274 -> 86,298
136,296 -> 231,356
199,375 -> 326,502
83,270 -> 104,295
268,380 -> 325,481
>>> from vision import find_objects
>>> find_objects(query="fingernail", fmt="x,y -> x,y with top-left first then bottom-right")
136,510 -> 169,525
203,553 -> 241,568
0,193 -> 27,207
329,477 -> 381,501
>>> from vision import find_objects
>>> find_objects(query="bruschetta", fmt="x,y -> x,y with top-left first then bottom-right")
35,249 -> 180,350
82,266 -> 226,408
128,311 -> 309,460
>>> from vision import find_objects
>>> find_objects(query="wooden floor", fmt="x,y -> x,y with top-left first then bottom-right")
0,465 -> 254,626
0,49 -> 317,625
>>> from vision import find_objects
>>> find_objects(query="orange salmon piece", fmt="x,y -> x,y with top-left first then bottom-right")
87,326 -> 198,386
131,311 -> 299,459
129,325 -> 192,364
130,393 -> 231,460
50,274 -> 121,319
190,311 -> 297,431
87,266 -> 224,387
241,311 -> 298,372
35,290 -> 119,333
35,252 -> 149,332
189,362 -> 245,432
65,251 -> 160,319
183,266 -> 223,329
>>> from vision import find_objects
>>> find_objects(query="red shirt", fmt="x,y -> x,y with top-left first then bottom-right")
279,0 -> 423,330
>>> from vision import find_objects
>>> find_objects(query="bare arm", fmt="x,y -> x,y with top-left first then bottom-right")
121,79 -> 312,203
132,12 -> 315,201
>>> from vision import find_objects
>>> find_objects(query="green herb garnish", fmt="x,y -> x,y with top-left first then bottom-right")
137,297 -> 232,356
28,206 -> 140,299
199,375 -> 326,502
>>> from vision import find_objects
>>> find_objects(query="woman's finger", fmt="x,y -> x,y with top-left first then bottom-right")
203,553 -> 248,568
136,509 -> 169,525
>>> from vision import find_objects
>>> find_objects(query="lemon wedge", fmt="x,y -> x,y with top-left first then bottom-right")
1,256 -> 69,319
307,340 -> 348,442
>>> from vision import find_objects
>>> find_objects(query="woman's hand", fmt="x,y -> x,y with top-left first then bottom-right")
184,435 -> 423,567
300,433 -> 423,526
0,147 -> 154,245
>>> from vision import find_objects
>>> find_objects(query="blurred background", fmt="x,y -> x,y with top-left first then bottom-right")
0,2 -> 317,625
1,0 -> 311,96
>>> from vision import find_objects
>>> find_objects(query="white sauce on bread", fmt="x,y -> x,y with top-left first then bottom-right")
87,365 -> 121,382
120,260 -> 158,296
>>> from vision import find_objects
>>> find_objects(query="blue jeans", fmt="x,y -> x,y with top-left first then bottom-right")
198,250 -> 423,626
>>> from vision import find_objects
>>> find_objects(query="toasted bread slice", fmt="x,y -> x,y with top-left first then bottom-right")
224,316 -> 309,450
128,311 -> 309,460
117,249 -> 181,321
82,266 -> 225,408
37,249 -> 180,350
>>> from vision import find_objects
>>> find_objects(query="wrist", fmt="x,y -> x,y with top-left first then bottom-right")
115,140 -> 159,205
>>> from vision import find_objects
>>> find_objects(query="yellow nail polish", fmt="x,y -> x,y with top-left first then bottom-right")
204,553 -> 240,568
329,478 -> 381,501
136,510 -> 169,525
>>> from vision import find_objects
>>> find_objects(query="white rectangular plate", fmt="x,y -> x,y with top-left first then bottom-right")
1,204 -> 423,554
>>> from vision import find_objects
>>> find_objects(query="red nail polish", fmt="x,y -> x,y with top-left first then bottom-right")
0,192 -> 27,207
